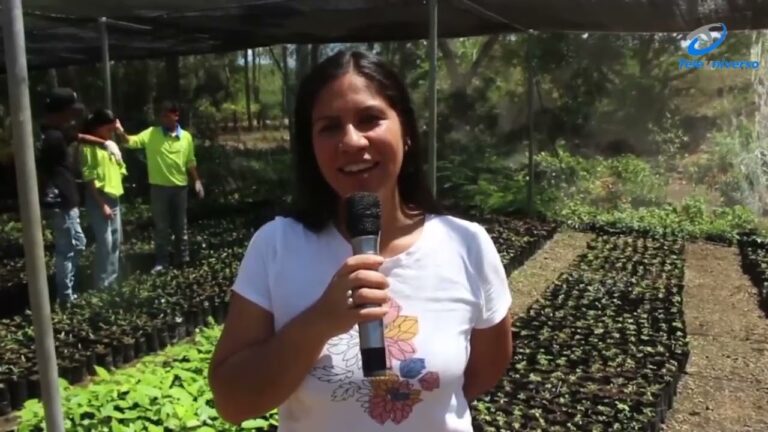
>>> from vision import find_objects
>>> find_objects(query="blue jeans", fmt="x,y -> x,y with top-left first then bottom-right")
49,207 -> 86,303
85,191 -> 121,289
150,185 -> 189,266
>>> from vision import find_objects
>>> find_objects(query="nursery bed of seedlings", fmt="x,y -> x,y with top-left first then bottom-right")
0,249 -> 239,415
737,235 -> 768,316
0,212 -> 268,415
15,325 -> 280,432
481,216 -> 558,274
0,200 -> 279,319
0,210 -> 557,320
0,212 -> 556,416
471,233 -> 690,432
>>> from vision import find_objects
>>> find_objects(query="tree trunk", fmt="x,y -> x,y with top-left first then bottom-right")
311,44 -> 320,67
636,35 -> 655,78
46,69 -> 58,89
244,50 -> 253,130
146,60 -> 158,121
114,63 -> 122,116
295,44 -> 310,83
65,66 -> 79,91
438,35 -> 500,91
438,40 -> 463,89
164,56 -> 180,102
253,48 -> 262,130
383,42 -> 395,64
397,41 -> 407,77
291,45 -> 311,146
252,48 -> 258,91
282,45 -> 291,137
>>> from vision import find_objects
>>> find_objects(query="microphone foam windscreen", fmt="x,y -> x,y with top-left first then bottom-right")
345,192 -> 381,237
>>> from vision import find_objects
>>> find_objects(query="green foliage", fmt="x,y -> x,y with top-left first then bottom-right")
560,197 -> 757,243
0,214 -> 23,244
415,31 -> 763,244
438,152 -> 528,215
738,235 -> 768,312
18,324 -> 278,431
0,213 -> 53,246
439,142 -> 759,242
251,60 -> 286,123
194,144 -> 293,204
527,145 -> 666,212
684,118 -> 768,214
190,99 -> 229,142
649,111 -> 689,173
1,35 -> 764,243
439,142 -> 668,220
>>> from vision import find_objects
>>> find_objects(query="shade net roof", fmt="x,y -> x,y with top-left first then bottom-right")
2,0 -> 768,71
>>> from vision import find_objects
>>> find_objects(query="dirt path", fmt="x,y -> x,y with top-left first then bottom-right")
508,231 -> 593,318
664,242 -> 768,432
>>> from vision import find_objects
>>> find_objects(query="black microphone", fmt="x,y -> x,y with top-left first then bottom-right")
345,192 -> 389,378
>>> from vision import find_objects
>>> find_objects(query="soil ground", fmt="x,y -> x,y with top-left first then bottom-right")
507,234 -> 768,431
216,129 -> 289,150
663,243 -> 768,432
508,230 -> 593,318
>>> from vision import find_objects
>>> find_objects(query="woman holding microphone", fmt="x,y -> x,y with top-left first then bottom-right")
209,50 -> 513,431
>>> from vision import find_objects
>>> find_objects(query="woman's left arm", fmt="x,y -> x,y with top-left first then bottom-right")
463,314 -> 513,402
463,223 -> 514,402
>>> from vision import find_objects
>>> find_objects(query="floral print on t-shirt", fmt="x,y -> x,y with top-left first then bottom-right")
310,298 -> 441,425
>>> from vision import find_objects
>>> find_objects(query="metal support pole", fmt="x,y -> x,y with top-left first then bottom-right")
526,32 -> 536,217
1,0 -> 65,430
427,0 -> 438,197
99,17 -> 112,110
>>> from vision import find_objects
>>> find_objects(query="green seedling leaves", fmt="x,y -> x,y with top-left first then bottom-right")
18,324 -> 278,431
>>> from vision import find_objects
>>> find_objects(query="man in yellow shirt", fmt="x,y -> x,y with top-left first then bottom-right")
80,108 -> 127,289
38,88 -> 122,306
115,101 -> 204,271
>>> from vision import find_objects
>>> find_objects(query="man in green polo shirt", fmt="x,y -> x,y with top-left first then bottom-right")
115,101 -> 204,272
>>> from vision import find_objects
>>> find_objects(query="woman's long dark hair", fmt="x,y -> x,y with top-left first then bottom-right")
289,49 -> 442,232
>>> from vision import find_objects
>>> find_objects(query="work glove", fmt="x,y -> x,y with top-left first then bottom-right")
194,180 -> 205,199
104,140 -> 122,163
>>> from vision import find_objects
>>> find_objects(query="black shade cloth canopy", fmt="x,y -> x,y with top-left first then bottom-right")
2,0 -> 768,71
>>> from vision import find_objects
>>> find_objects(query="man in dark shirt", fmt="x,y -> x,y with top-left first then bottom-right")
38,88 -> 122,305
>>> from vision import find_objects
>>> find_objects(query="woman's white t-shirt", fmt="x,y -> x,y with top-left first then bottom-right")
232,213 -> 512,432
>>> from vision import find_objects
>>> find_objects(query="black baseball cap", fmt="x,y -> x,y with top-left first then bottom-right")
44,88 -> 84,114
83,108 -> 116,132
